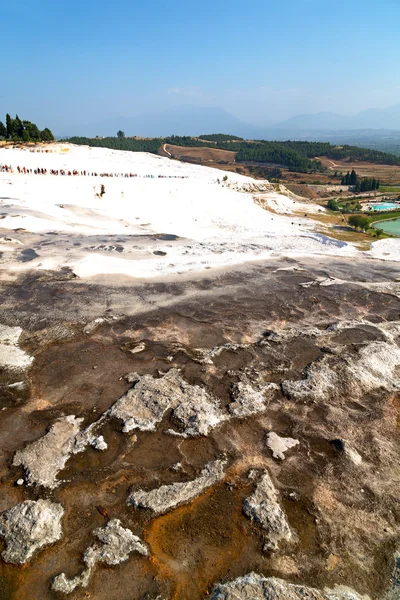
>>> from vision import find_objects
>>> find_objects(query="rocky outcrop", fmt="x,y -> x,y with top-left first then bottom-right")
209,574 -> 370,600
0,323 -> 33,370
229,381 -> 278,417
266,432 -> 299,460
109,368 -> 226,436
243,471 -> 291,551
52,519 -> 148,594
90,435 -> 108,451
13,414 -> 109,488
282,340 -> 400,402
0,500 -> 64,564
13,416 -> 83,488
128,459 -> 227,514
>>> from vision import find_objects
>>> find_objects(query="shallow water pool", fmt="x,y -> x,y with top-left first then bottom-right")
372,203 -> 399,211
373,218 -> 400,236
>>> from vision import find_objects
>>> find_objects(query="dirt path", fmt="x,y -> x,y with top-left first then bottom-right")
163,144 -> 172,157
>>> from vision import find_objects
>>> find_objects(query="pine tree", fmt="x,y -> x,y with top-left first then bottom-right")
0,121 -> 6,138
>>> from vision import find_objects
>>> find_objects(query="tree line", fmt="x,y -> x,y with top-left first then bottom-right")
0,114 -> 54,142
199,134 -> 244,142
68,136 -> 163,154
66,133 -> 400,174
341,170 -> 380,191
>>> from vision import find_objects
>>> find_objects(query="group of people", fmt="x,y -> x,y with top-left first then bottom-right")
0,163 -> 188,179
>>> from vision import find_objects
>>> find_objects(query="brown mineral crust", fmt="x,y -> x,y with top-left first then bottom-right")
0,257 -> 399,599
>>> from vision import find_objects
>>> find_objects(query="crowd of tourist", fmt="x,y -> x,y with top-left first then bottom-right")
0,163 -> 188,179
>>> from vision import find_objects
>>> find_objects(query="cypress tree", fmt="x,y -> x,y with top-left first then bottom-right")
6,114 -> 13,138
0,121 -> 6,138
14,115 -> 24,138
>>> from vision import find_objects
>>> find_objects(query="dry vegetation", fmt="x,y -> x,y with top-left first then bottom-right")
318,156 -> 400,185
164,144 -> 236,164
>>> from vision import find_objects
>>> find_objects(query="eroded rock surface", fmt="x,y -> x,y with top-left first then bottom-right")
282,340 -> 400,402
109,368 -> 226,436
1,258 -> 400,599
229,381 -> 278,417
52,519 -> 148,594
243,471 -> 291,551
13,415 -> 83,488
12,413 -> 109,488
0,500 -> 64,564
0,323 -> 33,370
209,574 -> 370,600
128,459 -> 227,514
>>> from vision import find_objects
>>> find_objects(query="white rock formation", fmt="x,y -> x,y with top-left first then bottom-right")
243,471 -> 291,551
282,340 -> 400,402
13,415 -> 83,488
90,435 -> 108,451
128,459 -> 227,514
266,432 -> 299,460
52,519 -> 148,594
0,323 -> 33,370
229,381 -> 278,417
209,573 -> 370,600
0,499 -> 64,564
109,369 -> 226,436
12,411 -> 111,488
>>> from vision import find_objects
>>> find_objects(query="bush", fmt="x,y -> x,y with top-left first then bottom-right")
327,199 -> 339,211
348,215 -> 370,230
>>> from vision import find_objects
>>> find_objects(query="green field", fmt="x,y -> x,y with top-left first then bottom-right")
367,209 -> 400,223
377,185 -> 400,193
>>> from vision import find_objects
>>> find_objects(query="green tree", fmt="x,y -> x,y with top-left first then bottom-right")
0,121 -> 6,138
23,121 -> 41,141
14,115 -> 24,138
350,169 -> 357,186
40,128 -> 54,141
6,114 -> 13,138
348,215 -> 369,230
327,198 -> 339,211
117,130 -> 125,139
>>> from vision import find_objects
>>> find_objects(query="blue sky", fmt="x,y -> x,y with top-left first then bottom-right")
1,0 -> 400,132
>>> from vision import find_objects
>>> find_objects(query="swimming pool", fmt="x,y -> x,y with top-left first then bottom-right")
372,203 -> 400,211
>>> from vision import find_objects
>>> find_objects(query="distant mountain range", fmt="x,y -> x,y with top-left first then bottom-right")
63,104 -> 400,153
70,106 -> 263,139
273,104 -> 400,131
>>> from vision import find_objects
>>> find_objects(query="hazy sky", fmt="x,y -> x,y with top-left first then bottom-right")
1,0 -> 400,132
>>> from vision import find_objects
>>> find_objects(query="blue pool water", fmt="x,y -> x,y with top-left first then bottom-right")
372,203 -> 399,211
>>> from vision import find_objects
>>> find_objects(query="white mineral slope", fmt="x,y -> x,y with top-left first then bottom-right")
369,238 -> 400,262
0,144 -> 375,280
